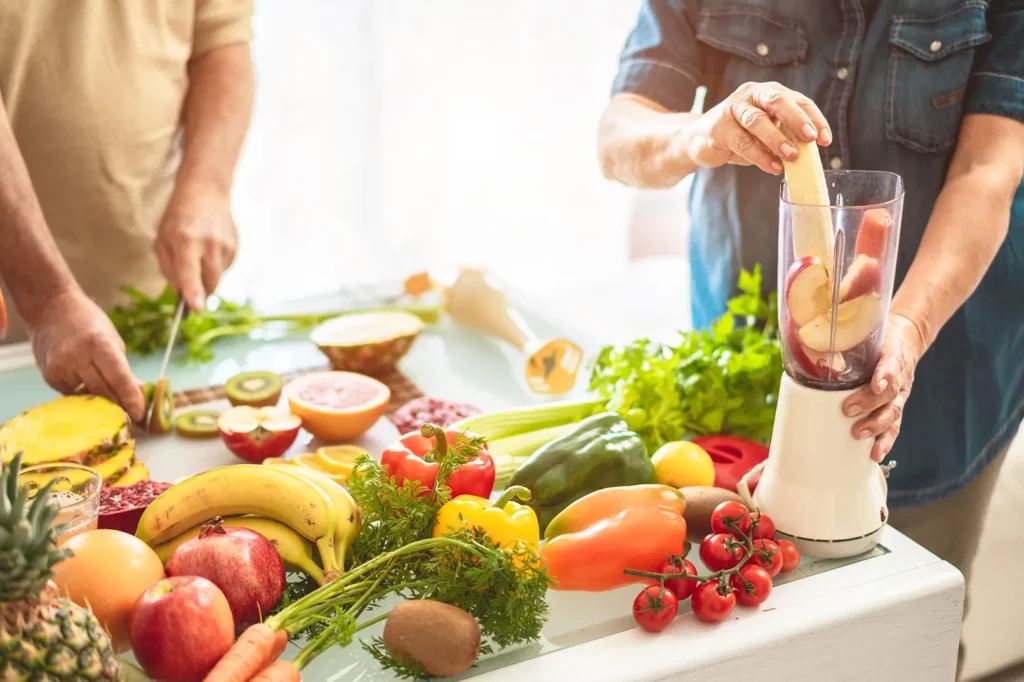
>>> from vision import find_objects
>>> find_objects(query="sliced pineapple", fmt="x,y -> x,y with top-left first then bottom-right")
93,441 -> 136,485
0,395 -> 131,467
111,460 -> 149,487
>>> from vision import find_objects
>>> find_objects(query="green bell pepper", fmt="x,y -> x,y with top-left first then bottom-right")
508,412 -> 653,532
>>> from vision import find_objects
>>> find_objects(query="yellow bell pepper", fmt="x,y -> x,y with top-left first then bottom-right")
433,485 -> 540,550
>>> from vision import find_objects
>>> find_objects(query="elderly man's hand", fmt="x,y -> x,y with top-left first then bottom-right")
842,313 -> 928,462
155,184 -> 237,312
28,289 -> 146,422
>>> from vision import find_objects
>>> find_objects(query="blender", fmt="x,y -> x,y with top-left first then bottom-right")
740,166 -> 904,559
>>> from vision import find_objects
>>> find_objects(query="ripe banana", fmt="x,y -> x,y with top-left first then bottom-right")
151,515 -> 325,585
782,133 -> 835,275
274,464 -> 362,568
135,464 -> 342,580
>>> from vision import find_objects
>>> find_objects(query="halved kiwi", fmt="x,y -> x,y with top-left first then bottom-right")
225,371 -> 284,407
175,409 -> 221,439
141,382 -> 155,412
148,377 -> 173,435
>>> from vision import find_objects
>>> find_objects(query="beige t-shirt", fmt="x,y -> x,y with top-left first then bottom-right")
0,0 -> 253,342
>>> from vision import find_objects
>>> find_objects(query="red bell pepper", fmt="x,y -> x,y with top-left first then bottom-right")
691,435 -> 768,494
380,423 -> 495,499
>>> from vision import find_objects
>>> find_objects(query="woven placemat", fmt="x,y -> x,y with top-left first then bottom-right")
173,365 -> 424,420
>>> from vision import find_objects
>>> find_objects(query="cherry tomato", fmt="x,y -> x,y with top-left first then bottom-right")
779,539 -> 801,572
691,579 -> 736,623
750,511 -> 776,540
659,557 -> 698,601
710,501 -> 752,538
749,538 -> 783,577
699,533 -> 746,571
632,585 -> 678,633
730,565 -> 773,607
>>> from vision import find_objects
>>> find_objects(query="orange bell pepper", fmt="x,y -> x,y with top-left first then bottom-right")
540,498 -> 688,592
543,484 -> 685,541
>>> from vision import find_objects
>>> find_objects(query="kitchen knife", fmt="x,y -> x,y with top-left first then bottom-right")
145,298 -> 185,432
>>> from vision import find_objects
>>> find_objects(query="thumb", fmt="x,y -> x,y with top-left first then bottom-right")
871,352 -> 900,396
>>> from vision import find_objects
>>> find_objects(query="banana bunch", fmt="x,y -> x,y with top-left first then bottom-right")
136,464 -> 362,583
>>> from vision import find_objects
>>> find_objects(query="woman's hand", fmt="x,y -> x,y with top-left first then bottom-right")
688,81 -> 832,175
842,314 -> 929,462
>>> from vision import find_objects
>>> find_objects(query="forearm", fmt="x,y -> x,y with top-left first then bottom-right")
892,116 -> 1024,352
0,98 -> 78,324
174,43 -> 254,198
598,95 -> 699,189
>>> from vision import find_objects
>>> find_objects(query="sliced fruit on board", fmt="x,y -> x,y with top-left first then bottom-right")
782,136 -> 834,275
284,371 -> 390,442
114,460 -> 150,488
94,442 -> 136,486
224,371 -> 284,408
217,406 -> 302,463
855,207 -> 892,259
0,395 -> 131,466
147,378 -> 173,435
799,292 -> 884,353
174,409 -> 221,439
315,444 -> 369,475
311,310 -> 424,376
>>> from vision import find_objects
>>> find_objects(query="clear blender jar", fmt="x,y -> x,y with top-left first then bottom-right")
778,171 -> 904,390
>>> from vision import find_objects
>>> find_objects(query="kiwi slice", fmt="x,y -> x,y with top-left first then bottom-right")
175,409 -> 220,439
141,382 -> 155,412
225,371 -> 284,407
148,377 -> 174,435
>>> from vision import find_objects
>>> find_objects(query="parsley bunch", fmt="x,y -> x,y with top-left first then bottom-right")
588,265 -> 783,451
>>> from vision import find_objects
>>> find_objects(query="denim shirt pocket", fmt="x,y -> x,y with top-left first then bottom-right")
695,5 -> 809,97
886,1 -> 992,154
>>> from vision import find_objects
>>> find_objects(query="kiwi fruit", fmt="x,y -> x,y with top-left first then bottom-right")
174,409 -> 221,439
680,486 -> 747,541
147,377 -> 174,435
224,371 -> 284,408
382,600 -> 481,677
140,382 -> 155,412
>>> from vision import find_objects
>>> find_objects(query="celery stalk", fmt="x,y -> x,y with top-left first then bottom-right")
490,423 -> 576,487
452,398 -> 604,441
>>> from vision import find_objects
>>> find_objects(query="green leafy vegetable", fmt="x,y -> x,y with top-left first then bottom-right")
588,265 -> 782,451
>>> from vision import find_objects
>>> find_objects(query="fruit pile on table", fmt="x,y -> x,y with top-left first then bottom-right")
0,268 -> 802,681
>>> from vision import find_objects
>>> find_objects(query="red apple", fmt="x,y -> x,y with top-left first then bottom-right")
129,576 -> 234,682
785,318 -> 847,381
855,208 -> 891,259
799,293 -> 884,353
166,518 -> 286,631
839,254 -> 882,302
217,406 -> 302,463
785,257 -> 832,327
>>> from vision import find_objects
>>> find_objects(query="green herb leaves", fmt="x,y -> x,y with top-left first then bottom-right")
588,265 -> 782,452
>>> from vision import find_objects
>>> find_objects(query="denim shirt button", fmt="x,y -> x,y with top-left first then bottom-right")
829,157 -> 843,170
756,43 -> 770,57
836,67 -> 849,80
929,40 -> 942,53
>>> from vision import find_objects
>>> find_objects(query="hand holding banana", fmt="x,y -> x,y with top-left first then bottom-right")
687,81 -> 833,175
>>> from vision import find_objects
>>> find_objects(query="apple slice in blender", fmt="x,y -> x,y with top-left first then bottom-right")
838,254 -> 882,302
855,208 -> 891,259
785,257 -> 832,326
799,293 -> 884,353
786,319 -> 847,380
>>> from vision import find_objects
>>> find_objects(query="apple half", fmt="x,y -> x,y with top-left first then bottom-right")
798,293 -> 884,353
785,319 -> 847,380
217,406 -> 302,463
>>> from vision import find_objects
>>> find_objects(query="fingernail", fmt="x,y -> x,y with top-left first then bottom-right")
781,143 -> 798,159
875,379 -> 888,394
770,160 -> 784,174
822,128 -> 833,145
845,404 -> 862,417
858,429 -> 872,440
802,123 -> 817,140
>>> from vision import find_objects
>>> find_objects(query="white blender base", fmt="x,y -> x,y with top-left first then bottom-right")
749,374 -> 890,560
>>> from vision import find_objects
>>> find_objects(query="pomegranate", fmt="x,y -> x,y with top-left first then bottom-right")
165,517 -> 286,631
392,396 -> 481,435
98,480 -> 173,534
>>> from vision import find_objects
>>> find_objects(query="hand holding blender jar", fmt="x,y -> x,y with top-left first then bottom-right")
739,137 -> 904,559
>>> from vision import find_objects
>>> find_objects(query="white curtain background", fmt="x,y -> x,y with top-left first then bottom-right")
221,0 -> 685,307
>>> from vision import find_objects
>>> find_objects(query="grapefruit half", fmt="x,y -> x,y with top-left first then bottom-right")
284,371 -> 390,442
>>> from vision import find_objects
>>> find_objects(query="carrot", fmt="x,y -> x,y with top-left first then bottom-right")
204,623 -> 279,682
248,661 -> 300,682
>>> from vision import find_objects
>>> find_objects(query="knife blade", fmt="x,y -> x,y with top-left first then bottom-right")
145,299 -> 185,432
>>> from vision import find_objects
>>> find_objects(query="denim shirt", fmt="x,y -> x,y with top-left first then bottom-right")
612,0 -> 1024,507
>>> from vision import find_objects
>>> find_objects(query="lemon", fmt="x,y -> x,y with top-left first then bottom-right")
315,445 -> 369,473
652,441 -> 715,488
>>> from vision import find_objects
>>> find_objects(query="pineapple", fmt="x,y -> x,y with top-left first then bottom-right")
0,396 -> 131,468
0,454 -> 120,681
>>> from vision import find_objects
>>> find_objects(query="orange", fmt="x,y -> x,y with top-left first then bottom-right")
284,371 -> 389,442
53,528 -> 166,653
